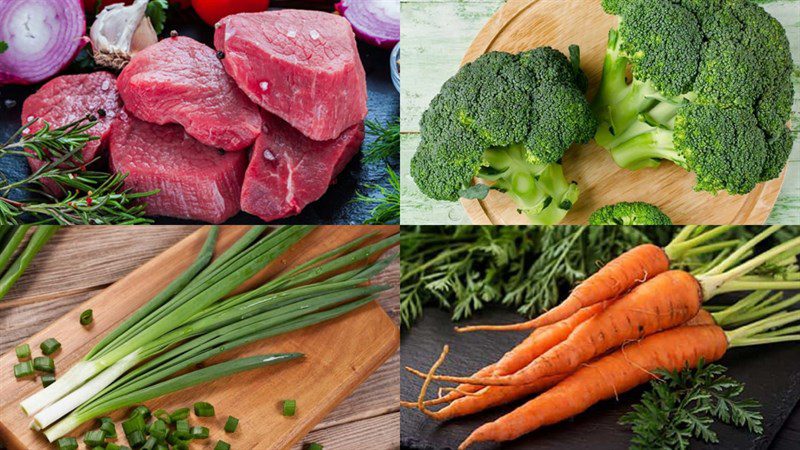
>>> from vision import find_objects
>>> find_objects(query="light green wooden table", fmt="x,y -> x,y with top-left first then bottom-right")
400,0 -> 800,225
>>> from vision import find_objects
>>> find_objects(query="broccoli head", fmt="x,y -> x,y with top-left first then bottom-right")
588,201 -> 673,225
410,46 -> 597,224
593,0 -> 795,195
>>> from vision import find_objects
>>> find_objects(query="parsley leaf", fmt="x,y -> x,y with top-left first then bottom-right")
146,0 -> 169,35
620,361 -> 763,450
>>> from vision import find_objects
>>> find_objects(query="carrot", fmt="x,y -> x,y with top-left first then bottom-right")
456,243 -> 669,332
412,270 -> 703,387
408,302 -> 608,411
458,324 -> 729,449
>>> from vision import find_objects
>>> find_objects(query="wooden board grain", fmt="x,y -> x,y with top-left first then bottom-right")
0,225 -> 400,450
457,0 -> 787,225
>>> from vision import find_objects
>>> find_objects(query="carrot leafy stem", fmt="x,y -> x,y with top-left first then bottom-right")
621,361 -> 763,450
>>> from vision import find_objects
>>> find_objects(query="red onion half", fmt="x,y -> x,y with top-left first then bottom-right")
336,0 -> 400,49
0,0 -> 87,85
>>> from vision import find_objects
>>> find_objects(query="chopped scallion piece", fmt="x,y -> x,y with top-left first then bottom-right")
106,444 -> 121,450
166,431 -> 183,445
173,443 -> 189,450
174,419 -> 190,440
41,373 -> 56,388
150,419 -> 167,440
153,408 -> 171,424
283,399 -> 296,416
40,338 -> 61,355
141,436 -> 157,450
224,416 -> 239,433
214,440 -> 231,450
56,437 -> 78,450
191,426 -> 209,439
122,413 -> 146,436
170,407 -> 189,421
126,430 -> 146,448
15,343 -> 31,360
92,447 -> 106,450
33,356 -> 55,373
83,429 -> 106,447
99,417 -> 114,425
14,361 -> 34,378
307,443 -> 323,450
100,419 -> 117,438
194,401 -> 215,417
132,405 -> 151,420
80,309 -> 93,326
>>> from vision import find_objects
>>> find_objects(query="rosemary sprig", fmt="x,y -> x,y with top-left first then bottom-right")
363,118 -> 400,163
621,361 -> 763,449
0,116 -> 157,224
355,165 -> 400,224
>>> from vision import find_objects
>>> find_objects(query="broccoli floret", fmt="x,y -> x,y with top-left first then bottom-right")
588,201 -> 673,225
593,0 -> 795,195
410,46 -> 596,224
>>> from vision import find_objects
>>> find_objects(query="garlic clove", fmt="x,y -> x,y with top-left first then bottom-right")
90,0 -> 157,70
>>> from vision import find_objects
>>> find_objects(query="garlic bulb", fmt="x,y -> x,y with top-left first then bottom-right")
90,0 -> 157,70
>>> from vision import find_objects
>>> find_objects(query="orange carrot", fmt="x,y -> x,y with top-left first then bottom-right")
456,243 -> 669,332
413,270 -> 703,387
459,324 -> 728,449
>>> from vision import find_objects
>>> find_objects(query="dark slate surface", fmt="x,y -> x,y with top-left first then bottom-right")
0,6 -> 399,225
401,297 -> 800,450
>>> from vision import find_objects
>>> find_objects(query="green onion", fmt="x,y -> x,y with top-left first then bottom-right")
150,419 -> 167,440
224,416 -> 238,433
80,309 -> 93,326
122,413 -> 145,436
83,429 -> 106,446
191,425 -> 209,439
141,436 -> 157,450
155,443 -> 169,450
126,430 -> 146,448
106,444 -> 121,450
100,419 -> 117,438
170,407 -> 189,421
42,374 -> 56,388
214,440 -> 231,450
0,226 -> 58,300
33,356 -> 55,373
307,443 -> 323,450
132,405 -> 151,420
153,408 -> 171,424
0,226 -> 31,279
40,338 -> 61,355
173,443 -> 189,450
193,401 -> 215,417
174,419 -> 190,440
283,399 -> 296,416
56,436 -> 78,450
15,343 -> 31,360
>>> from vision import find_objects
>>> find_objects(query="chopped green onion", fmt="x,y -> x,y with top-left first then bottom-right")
106,444 -> 121,450
33,356 -> 55,373
153,408 -> 171,424
307,443 -> 323,450
214,441 -> 231,450
80,309 -> 94,326
155,444 -> 168,450
194,401 -> 215,417
126,430 -> 146,448
224,416 -> 239,433
132,405 -> 151,420
166,431 -> 183,445
122,413 -> 146,436
14,361 -> 34,378
150,419 -> 167,440
173,443 -> 189,450
41,373 -> 56,388
83,429 -> 106,446
99,417 -> 114,425
100,419 -> 117,438
56,436 -> 78,450
283,399 -> 296,416
174,419 -> 190,439
15,343 -> 31,360
141,436 -> 157,450
92,447 -> 105,450
40,338 -> 61,355
191,426 -> 209,439
170,407 -> 189,421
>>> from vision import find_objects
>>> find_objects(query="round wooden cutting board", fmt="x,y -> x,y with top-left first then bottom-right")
458,0 -> 786,225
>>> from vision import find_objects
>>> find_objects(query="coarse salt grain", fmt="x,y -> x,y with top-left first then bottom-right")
259,81 -> 269,91
101,80 -> 110,91
309,30 -> 320,40
287,29 -> 297,38
263,149 -> 276,161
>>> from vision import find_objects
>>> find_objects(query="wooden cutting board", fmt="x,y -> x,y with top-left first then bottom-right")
0,225 -> 400,450
459,0 -> 787,225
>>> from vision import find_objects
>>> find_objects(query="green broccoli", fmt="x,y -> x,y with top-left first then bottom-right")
410,46 -> 597,224
588,202 -> 673,225
593,0 -> 794,195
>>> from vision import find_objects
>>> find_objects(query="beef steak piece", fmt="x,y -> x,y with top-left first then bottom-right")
117,36 -> 261,152
241,112 -> 364,222
109,113 -> 247,223
21,71 -> 123,192
214,10 -> 367,141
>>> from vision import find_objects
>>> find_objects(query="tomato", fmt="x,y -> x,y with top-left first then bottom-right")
191,0 -> 271,26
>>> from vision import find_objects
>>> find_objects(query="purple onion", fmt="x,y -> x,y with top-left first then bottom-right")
336,0 -> 400,49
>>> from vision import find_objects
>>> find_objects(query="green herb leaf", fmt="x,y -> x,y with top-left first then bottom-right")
459,184 -> 490,200
0,41 -> 8,54
354,165 -> 400,224
620,361 -> 763,449
146,0 -> 169,34
362,118 -> 400,163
